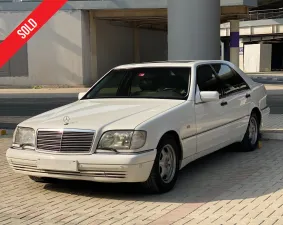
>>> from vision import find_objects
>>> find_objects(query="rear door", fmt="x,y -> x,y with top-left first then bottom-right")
211,63 -> 252,141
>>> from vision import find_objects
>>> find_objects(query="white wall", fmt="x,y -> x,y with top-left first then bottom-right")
0,10 -> 87,87
244,44 -> 261,72
244,43 -> 272,73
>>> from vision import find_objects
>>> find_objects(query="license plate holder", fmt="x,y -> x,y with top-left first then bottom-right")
37,159 -> 78,172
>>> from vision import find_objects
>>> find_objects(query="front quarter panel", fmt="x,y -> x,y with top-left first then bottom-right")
135,101 -> 197,160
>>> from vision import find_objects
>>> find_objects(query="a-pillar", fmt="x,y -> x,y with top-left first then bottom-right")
168,0 -> 220,60
230,20 -> 240,67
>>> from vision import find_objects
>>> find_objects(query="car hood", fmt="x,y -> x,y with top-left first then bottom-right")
19,98 -> 185,130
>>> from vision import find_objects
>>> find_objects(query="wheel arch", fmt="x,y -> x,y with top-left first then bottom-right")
251,107 -> 262,126
158,130 -> 184,168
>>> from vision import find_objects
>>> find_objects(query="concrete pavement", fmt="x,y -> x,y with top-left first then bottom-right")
1,86 -> 283,224
2,133 -> 283,224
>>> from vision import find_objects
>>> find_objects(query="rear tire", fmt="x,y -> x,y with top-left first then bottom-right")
240,113 -> 260,152
142,135 -> 180,194
29,176 -> 57,183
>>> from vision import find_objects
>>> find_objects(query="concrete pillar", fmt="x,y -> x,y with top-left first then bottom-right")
89,11 -> 98,83
224,39 -> 230,61
134,27 -> 140,63
230,20 -> 240,67
221,41 -> 225,60
168,0 -> 220,60
239,38 -> 244,71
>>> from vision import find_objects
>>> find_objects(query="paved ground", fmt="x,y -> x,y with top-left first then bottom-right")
1,86 -> 283,224
2,135 -> 283,224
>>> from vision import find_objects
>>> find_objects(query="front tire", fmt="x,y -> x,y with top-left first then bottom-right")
142,135 -> 180,194
240,113 -> 260,152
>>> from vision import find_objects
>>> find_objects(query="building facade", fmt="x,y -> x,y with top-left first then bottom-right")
0,0 -> 257,87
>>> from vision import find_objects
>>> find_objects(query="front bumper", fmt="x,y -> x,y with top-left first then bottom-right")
6,148 -> 156,183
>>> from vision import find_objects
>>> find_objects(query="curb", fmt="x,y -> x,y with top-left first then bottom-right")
249,75 -> 283,82
261,130 -> 283,141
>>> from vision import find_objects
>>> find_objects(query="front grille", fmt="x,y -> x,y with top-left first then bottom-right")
36,129 -> 95,153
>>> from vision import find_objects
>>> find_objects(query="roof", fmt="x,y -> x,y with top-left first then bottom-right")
114,60 -> 227,69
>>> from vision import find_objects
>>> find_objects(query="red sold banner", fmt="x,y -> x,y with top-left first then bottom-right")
0,0 -> 67,68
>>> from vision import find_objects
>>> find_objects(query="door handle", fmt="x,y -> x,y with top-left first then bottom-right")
221,101 -> 228,106
246,93 -> 251,98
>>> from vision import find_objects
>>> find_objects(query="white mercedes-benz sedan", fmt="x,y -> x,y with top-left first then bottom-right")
6,60 -> 270,193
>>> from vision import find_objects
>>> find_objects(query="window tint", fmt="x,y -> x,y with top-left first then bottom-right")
196,65 -> 223,96
84,67 -> 191,100
87,70 -> 126,98
212,64 -> 249,95
129,68 -> 189,97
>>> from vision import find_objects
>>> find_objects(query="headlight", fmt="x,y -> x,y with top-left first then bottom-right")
98,130 -> 146,150
12,127 -> 35,149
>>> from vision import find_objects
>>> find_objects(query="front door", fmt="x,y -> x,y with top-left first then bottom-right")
194,64 -> 231,153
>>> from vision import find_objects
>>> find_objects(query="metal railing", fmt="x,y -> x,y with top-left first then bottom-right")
245,7 -> 283,20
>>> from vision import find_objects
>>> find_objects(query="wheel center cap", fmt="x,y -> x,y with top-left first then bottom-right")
165,158 -> 170,167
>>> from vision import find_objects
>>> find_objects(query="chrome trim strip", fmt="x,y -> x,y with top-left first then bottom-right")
37,128 -> 95,133
181,114 -> 250,140
181,135 -> 196,140
95,149 -> 155,155
196,115 -> 249,136
59,129 -> 63,152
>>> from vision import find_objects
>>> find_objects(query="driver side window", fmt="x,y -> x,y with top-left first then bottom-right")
196,65 -> 224,98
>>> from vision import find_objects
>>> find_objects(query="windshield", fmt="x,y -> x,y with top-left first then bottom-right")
83,67 -> 191,100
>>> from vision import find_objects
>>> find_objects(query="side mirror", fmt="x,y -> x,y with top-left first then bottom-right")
200,91 -> 219,102
78,92 -> 86,100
